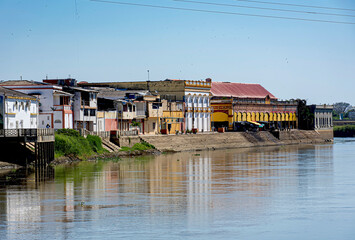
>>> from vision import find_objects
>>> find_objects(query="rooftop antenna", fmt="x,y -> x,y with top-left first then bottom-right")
147,70 -> 150,81
46,74 -> 48,80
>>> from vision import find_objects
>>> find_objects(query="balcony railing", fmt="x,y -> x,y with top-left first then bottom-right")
0,129 -> 55,142
136,110 -> 146,117
118,112 -> 136,120
54,105 -> 72,111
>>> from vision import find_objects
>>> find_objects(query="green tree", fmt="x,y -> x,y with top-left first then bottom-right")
296,99 -> 314,130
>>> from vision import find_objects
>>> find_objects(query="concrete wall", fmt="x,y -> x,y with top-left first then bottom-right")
39,114 -> 51,128
148,81 -> 185,102
317,129 -> 334,140
119,136 -> 141,147
144,118 -> 159,134
141,130 -> 331,152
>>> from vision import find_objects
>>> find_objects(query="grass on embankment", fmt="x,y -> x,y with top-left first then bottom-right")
120,142 -> 155,152
334,125 -> 355,137
54,129 -> 107,159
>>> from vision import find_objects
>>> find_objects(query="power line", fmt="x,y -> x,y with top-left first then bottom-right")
234,0 -> 355,12
90,0 -> 355,25
174,0 -> 355,18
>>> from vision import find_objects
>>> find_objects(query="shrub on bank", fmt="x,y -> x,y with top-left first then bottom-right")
56,129 -> 81,137
120,142 -> 155,152
86,135 -> 106,154
334,125 -> 355,137
54,130 -> 107,159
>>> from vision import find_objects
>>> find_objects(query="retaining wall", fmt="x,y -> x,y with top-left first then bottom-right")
140,130 -> 331,152
118,136 -> 141,147
316,129 -> 334,140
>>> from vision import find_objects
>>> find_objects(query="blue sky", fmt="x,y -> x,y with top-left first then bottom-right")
1,0 -> 354,104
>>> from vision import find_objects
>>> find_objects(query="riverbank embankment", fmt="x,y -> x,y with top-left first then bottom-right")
0,129 -> 333,168
140,130 -> 332,152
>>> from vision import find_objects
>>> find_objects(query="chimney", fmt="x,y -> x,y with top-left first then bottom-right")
205,78 -> 212,83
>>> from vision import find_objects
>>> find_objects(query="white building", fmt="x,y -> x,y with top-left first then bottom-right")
0,80 -> 73,129
145,79 -> 212,133
65,87 -> 98,131
184,79 -> 212,132
0,87 -> 38,129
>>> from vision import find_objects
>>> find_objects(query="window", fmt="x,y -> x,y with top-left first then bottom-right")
152,103 -> 161,109
153,122 -> 156,130
84,109 -> 89,116
90,109 -> 96,116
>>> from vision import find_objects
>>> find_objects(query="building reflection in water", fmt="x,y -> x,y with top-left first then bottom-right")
0,144 -> 334,238
0,166 -> 55,239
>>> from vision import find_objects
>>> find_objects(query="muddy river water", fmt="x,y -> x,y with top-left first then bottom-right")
0,138 -> 355,239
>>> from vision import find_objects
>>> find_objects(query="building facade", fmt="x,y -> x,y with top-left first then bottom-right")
68,87 -> 98,131
309,105 -> 333,130
0,87 -> 38,129
183,79 -> 211,132
161,100 -> 185,134
211,82 -> 298,130
79,79 -> 212,133
0,80 -> 73,129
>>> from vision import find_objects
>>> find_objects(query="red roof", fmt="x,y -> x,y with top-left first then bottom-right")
211,82 -> 277,100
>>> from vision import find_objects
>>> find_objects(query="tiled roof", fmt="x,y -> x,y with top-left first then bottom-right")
0,86 -> 37,100
211,82 -> 277,100
0,80 -> 48,86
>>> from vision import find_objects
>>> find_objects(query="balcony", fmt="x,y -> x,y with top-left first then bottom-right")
54,105 -> 72,111
136,110 -> 146,119
118,111 -> 136,120
148,107 -> 163,118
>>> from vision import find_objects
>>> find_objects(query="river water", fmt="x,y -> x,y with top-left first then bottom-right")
0,138 -> 355,239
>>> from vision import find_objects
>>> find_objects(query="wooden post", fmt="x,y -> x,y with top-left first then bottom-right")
35,142 -> 38,166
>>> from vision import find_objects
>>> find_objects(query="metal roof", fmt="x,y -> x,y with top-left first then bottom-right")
211,82 -> 277,100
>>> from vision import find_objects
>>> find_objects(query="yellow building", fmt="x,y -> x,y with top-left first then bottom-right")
211,82 -> 298,130
160,100 -> 185,134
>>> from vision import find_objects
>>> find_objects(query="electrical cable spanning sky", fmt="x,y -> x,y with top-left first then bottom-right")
233,0 -> 355,12
1,0 -> 354,104
174,0 -> 355,18
90,0 -> 355,25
